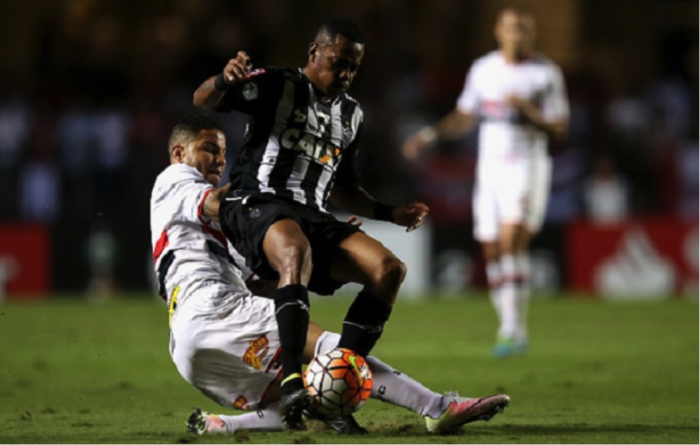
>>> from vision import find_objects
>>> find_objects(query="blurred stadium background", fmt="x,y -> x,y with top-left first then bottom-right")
0,0 -> 696,301
0,1 -> 697,443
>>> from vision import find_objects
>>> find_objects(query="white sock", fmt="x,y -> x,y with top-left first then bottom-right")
498,254 -> 520,339
486,260 -> 503,322
316,331 -> 445,418
366,355 -> 446,418
218,402 -> 283,432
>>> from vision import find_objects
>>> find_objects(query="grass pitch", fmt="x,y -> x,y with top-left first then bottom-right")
0,295 -> 697,444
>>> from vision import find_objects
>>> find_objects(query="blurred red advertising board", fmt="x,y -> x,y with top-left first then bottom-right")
567,219 -> 698,299
0,224 -> 50,298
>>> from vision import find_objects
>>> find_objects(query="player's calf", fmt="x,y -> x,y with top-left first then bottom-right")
337,290 -> 393,357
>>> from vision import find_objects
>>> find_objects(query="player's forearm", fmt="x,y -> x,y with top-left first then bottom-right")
433,110 -> 476,141
541,120 -> 568,140
406,110 -> 475,160
329,186 -> 377,219
193,75 -> 227,110
202,183 -> 232,221
516,103 -> 568,139
529,118 -> 568,139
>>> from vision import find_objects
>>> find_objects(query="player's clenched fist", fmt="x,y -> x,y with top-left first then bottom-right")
223,51 -> 253,84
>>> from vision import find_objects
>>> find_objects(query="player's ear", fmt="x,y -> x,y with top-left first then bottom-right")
308,42 -> 319,62
171,144 -> 185,163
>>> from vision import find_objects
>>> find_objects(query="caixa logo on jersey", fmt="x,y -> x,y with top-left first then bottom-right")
280,128 -> 341,167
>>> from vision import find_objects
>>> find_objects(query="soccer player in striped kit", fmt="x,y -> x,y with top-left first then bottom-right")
403,8 -> 569,357
193,18 -> 429,427
151,115 -> 509,435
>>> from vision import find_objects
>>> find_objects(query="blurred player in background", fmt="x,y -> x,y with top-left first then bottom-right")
193,17 -> 429,427
403,8 -> 569,357
150,115 -> 509,436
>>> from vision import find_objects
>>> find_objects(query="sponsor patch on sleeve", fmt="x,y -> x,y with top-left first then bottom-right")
243,68 -> 265,80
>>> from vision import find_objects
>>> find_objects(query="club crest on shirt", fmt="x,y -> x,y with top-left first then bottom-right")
242,82 -> 259,101
249,207 -> 262,218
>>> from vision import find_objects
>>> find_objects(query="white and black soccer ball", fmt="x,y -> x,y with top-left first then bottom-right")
304,348 -> 373,417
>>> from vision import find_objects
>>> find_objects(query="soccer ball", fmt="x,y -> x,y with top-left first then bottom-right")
304,348 -> 373,416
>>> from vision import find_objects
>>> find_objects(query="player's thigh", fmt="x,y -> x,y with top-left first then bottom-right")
328,232 -> 404,287
523,156 -> 552,237
170,292 -> 283,411
221,199 -> 307,280
498,158 -> 550,252
262,218 -> 312,276
473,172 -> 499,243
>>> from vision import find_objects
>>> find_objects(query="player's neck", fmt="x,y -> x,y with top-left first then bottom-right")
502,48 -> 532,64
301,68 -> 337,103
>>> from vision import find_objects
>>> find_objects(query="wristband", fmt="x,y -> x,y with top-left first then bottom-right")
374,202 -> 396,223
418,126 -> 438,144
214,73 -> 230,91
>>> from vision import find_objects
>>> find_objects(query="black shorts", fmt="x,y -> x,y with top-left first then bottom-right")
219,194 -> 362,296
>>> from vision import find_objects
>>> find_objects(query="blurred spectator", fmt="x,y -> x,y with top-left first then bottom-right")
677,140 -> 699,220
0,96 -> 30,218
19,162 -> 61,223
583,156 -> 629,225
85,223 -> 118,301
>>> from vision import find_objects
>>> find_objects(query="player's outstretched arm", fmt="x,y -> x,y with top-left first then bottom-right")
330,186 -> 429,232
402,109 -> 476,160
200,183 -> 231,222
193,51 -> 253,110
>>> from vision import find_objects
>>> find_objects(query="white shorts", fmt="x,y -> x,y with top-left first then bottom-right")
473,156 -> 551,241
168,281 -> 282,411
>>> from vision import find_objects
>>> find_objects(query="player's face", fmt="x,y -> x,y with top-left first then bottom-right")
308,35 -> 364,97
495,11 -> 536,53
184,129 -> 227,186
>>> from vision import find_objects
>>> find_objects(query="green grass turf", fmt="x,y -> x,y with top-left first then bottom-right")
0,294 -> 697,443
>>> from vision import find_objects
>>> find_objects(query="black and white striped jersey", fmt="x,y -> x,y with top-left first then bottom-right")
216,67 -> 364,212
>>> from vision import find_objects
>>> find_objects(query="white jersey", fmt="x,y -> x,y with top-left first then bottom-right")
150,164 -> 251,306
457,50 -> 569,165
151,164 -> 285,411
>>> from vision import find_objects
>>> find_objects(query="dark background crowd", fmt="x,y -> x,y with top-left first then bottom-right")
0,0 -> 696,293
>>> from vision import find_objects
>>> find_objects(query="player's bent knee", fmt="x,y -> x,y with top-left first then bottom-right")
270,239 -> 312,283
371,255 -> 407,292
278,244 -> 312,273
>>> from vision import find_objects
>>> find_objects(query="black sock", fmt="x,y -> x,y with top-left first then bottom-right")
274,284 -> 310,394
337,291 -> 393,357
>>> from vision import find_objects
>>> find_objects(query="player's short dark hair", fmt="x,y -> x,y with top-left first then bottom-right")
168,115 -> 222,150
315,17 -> 364,45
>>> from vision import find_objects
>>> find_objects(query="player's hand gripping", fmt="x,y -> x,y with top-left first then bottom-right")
392,202 -> 430,232
223,51 -> 253,84
346,215 -> 363,227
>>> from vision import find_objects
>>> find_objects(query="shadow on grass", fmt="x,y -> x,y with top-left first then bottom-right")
374,421 -> 699,439
467,423 -> 699,436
